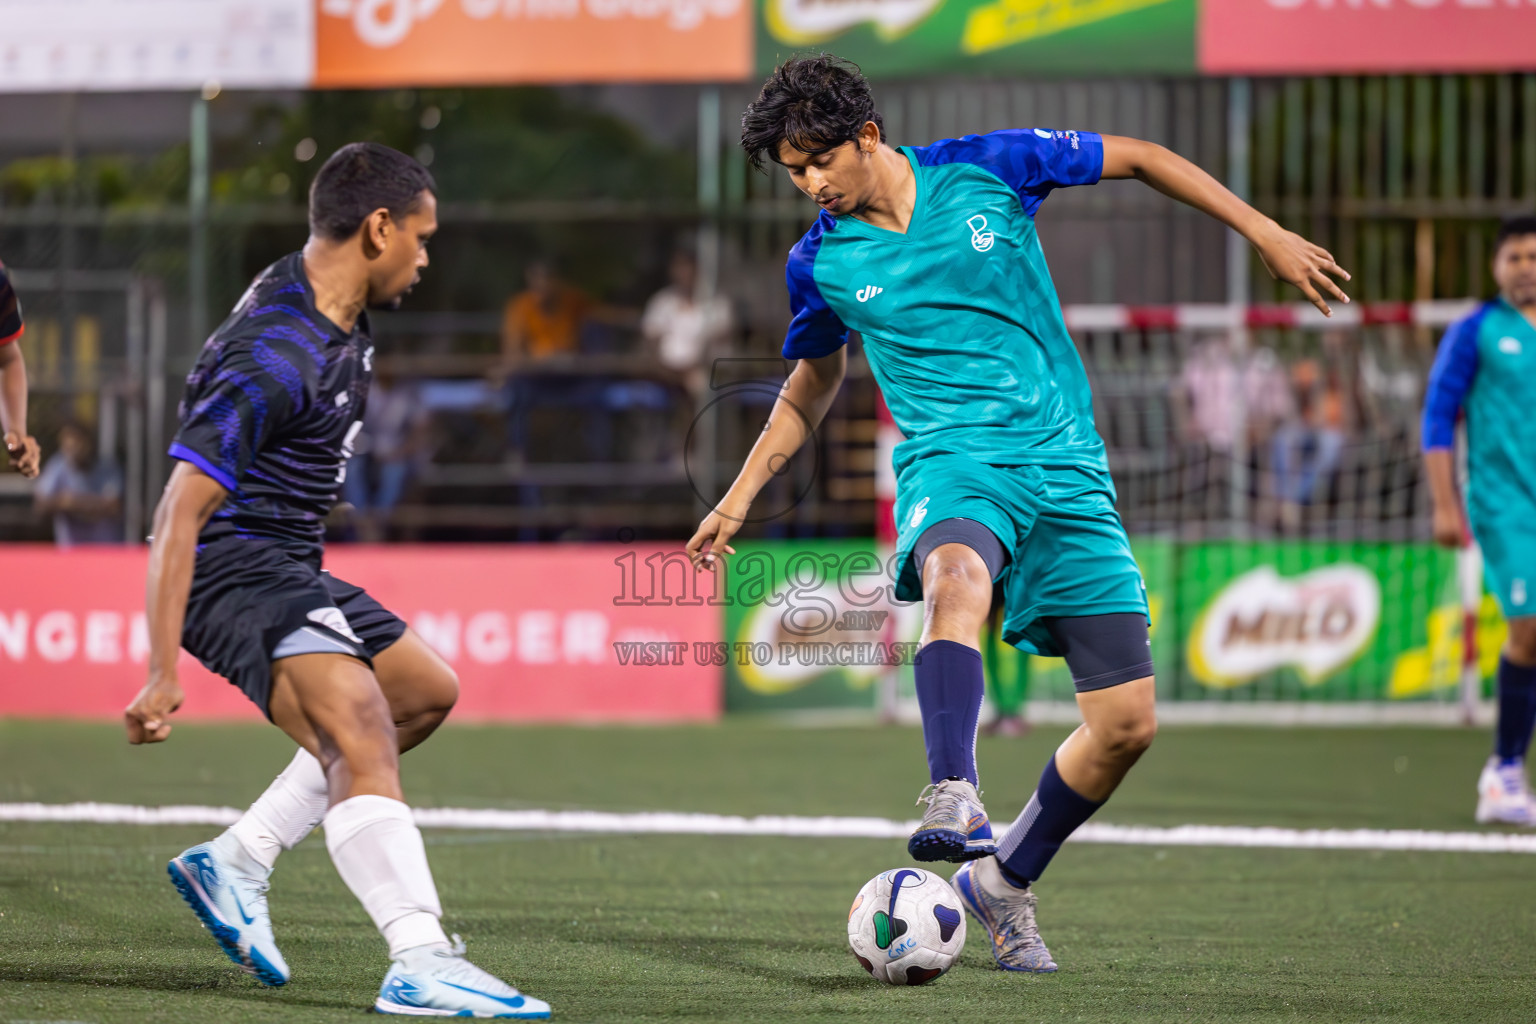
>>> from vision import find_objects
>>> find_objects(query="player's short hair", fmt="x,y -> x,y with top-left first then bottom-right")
1495,215 -> 1536,251
308,142 -> 436,242
740,54 -> 885,173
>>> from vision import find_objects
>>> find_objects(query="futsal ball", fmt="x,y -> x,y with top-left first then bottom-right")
847,867 -> 966,985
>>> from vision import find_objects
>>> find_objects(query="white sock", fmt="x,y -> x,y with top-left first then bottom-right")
324,794 -> 449,958
224,748 -> 329,873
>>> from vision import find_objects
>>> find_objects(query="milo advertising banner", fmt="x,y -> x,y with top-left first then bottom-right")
723,538 -> 1500,712
1169,541 -> 1502,703
757,0 -> 1197,78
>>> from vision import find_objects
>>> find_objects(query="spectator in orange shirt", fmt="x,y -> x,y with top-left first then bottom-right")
1272,333 -> 1359,519
500,260 -> 591,364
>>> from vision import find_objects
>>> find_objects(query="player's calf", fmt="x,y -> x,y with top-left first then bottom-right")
908,530 -> 1001,863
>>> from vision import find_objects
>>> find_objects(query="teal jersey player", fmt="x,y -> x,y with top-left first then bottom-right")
1423,216 -> 1536,828
691,56 -> 1350,972
780,128 -> 1136,655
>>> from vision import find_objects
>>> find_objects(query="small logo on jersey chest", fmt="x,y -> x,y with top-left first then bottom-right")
857,285 -> 884,302
1499,336 -> 1523,355
335,391 -> 350,407
967,215 -> 995,252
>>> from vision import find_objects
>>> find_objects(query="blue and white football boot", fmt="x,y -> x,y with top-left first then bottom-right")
951,856 -> 1057,973
375,937 -> 551,1018
908,779 -> 997,863
167,835 -> 290,986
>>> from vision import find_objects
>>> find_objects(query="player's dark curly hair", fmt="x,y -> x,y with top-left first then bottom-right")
740,54 -> 885,173
309,142 -> 437,241
1495,215 -> 1536,249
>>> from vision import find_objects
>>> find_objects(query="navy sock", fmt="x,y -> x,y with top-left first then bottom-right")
914,640 -> 984,786
1495,657 -> 1536,765
996,756 -> 1103,888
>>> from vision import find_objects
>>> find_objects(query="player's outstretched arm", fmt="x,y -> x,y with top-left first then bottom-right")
0,342 -> 39,478
687,349 -> 846,571
1099,136 -> 1351,316
125,461 -> 228,744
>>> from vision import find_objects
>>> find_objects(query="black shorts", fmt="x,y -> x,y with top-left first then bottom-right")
182,538 -> 407,717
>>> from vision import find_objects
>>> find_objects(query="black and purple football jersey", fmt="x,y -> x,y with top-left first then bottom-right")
170,252 -> 372,556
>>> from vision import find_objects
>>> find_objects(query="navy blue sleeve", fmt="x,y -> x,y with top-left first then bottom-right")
782,218 -> 849,361
914,129 -> 1104,217
1421,311 -> 1484,451
170,339 -> 309,491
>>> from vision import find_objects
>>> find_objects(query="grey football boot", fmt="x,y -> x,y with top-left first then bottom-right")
951,855 -> 1058,972
907,778 -> 998,863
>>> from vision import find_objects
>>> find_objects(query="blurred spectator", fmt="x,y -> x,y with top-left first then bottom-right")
642,249 -> 734,399
1177,338 -> 1292,454
343,369 -> 429,542
500,260 -> 592,364
1173,338 -> 1292,519
34,420 -> 124,546
1271,334 -> 1362,521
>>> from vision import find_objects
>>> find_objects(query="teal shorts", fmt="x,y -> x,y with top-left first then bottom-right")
1472,514 -> 1536,619
893,456 -> 1149,657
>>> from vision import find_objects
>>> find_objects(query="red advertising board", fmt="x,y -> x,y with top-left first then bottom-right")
0,545 -> 720,722
1200,0 -> 1536,74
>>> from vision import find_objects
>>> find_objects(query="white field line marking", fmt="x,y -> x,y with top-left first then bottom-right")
3,802 -> 1535,854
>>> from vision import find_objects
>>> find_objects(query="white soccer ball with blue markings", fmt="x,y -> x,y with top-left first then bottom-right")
847,867 -> 966,985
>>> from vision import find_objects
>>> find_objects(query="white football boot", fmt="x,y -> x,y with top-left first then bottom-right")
375,937 -> 551,1018
167,835 -> 290,986
1476,756 -> 1536,826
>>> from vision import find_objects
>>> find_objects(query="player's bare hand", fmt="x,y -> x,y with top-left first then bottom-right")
687,506 -> 743,572
1251,222 -> 1351,317
4,430 -> 39,478
1431,505 -> 1466,550
124,672 -> 184,744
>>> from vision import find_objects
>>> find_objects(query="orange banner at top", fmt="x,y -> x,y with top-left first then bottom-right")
315,0 -> 752,86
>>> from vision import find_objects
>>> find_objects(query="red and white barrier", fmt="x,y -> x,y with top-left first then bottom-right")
1061,300 -> 1479,333
0,545 -> 721,722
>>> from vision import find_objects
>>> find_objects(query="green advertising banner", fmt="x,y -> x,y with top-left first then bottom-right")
723,538 -> 1501,713
1164,541 -> 1502,704
757,0 -> 1197,79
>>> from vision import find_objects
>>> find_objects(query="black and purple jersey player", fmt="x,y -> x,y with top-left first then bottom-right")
124,143 -> 551,1018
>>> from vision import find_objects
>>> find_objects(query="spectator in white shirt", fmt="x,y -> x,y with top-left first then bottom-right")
34,420 -> 124,546
641,249 -> 734,401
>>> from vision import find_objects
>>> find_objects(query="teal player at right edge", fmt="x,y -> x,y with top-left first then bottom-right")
688,56 -> 1350,972
1423,215 -> 1536,828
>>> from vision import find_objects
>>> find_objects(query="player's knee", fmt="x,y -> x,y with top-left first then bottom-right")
924,550 -> 992,610
927,548 -> 986,584
1096,710 -> 1157,762
1505,621 -> 1536,665
414,662 -> 459,716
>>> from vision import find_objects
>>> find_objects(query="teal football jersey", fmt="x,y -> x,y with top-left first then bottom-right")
1423,297 -> 1536,525
1424,297 -> 1536,613
782,129 -> 1105,474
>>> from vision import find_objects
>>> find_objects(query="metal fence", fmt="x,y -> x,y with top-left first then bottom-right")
3,75 -> 1535,544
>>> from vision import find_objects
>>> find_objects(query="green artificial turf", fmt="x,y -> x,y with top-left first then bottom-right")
0,720 -> 1531,1022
